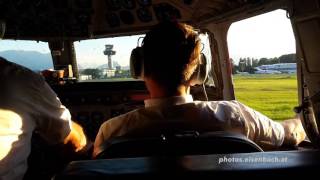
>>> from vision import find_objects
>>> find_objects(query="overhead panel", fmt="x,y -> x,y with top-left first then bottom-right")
0,0 -> 271,40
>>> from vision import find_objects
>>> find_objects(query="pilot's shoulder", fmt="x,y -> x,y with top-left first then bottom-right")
193,100 -> 243,113
194,100 -> 241,107
0,57 -> 43,83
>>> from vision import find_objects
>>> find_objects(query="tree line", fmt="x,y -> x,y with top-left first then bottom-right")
232,53 -> 296,74
80,68 -> 131,79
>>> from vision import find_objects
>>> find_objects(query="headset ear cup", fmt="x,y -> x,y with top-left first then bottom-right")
190,53 -> 208,86
130,47 -> 144,79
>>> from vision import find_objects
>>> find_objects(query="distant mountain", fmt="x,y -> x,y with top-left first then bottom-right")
0,50 -> 53,71
97,61 -> 120,69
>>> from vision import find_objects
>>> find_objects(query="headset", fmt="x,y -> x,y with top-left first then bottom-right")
130,35 -> 209,86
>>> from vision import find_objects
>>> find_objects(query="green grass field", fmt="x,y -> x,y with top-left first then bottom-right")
233,74 -> 298,121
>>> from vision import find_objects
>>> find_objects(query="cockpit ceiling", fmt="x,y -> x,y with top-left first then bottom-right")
0,0 -> 273,41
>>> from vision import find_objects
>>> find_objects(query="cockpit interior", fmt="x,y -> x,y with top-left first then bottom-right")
1,0 -> 320,179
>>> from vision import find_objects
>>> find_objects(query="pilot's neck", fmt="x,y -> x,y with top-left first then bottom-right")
149,86 -> 190,99
145,78 -> 190,99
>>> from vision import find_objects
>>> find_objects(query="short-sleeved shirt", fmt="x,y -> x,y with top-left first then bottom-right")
93,95 -> 285,157
0,58 -> 72,180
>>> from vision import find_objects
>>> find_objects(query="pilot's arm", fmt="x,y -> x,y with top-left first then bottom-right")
93,121 -> 110,158
236,101 -> 306,148
31,75 -> 87,152
281,118 -> 306,146
63,121 -> 87,152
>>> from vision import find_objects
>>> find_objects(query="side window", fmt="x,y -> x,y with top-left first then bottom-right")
0,40 -> 53,72
227,10 -> 297,121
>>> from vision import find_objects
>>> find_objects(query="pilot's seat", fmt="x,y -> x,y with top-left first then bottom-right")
53,130 -> 263,179
96,130 -> 263,159
54,129 -> 263,180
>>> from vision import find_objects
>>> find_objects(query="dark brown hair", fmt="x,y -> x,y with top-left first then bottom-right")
142,22 -> 201,89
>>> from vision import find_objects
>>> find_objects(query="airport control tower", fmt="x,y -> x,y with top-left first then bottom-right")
103,44 -> 116,69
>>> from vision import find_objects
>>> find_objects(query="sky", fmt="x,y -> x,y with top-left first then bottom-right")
227,9 -> 296,63
0,9 -> 296,67
0,40 -> 50,54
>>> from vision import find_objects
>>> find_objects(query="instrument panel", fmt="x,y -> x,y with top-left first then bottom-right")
93,0 -> 185,36
52,81 -> 149,141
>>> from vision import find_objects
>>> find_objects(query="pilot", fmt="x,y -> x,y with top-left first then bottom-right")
93,22 -> 306,157
0,57 -> 87,180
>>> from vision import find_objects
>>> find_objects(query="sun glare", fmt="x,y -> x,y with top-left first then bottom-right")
0,109 -> 23,161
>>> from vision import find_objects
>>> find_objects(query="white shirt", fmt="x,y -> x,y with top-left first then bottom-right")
0,58 -> 72,180
93,95 -> 285,157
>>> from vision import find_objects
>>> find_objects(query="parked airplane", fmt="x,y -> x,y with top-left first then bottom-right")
255,63 -> 296,74
254,68 -> 282,74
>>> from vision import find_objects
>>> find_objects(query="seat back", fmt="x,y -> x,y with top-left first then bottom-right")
96,131 -> 263,159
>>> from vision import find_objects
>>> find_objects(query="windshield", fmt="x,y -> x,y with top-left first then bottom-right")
74,35 -> 144,81
0,40 -> 53,72
74,33 -> 213,83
